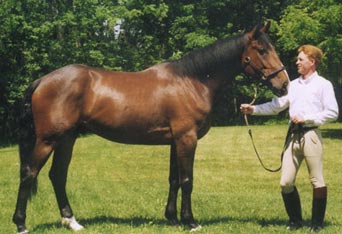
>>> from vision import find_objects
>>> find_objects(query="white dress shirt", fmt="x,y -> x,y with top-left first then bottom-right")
253,71 -> 339,126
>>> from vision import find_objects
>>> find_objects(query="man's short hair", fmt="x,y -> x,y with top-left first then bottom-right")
298,45 -> 323,67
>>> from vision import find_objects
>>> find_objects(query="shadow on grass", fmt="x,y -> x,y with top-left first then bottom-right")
201,216 -> 286,227
31,215 -> 333,232
80,215 -> 168,226
257,217 -> 292,227
321,128 -> 342,139
32,215 -> 287,231
32,216 -> 168,232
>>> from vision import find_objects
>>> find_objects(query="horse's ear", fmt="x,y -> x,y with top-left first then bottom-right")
248,21 -> 271,40
259,21 -> 271,33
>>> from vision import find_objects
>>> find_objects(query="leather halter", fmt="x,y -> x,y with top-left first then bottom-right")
243,56 -> 285,81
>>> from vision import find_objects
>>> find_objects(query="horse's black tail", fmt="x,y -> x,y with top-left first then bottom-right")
18,79 -> 42,199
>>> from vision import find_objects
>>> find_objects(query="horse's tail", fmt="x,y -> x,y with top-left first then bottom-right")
18,78 -> 42,199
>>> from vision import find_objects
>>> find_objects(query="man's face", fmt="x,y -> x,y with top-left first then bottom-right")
296,51 -> 314,76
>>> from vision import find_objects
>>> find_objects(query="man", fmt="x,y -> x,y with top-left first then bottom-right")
240,45 -> 338,232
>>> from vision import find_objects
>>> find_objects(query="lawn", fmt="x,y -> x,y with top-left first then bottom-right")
1,124 -> 341,233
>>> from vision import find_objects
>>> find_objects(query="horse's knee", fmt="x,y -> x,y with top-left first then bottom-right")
169,178 -> 180,189
180,178 -> 193,193
17,164 -> 38,200
20,165 -> 35,184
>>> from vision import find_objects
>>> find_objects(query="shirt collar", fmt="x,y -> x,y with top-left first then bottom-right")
298,71 -> 318,84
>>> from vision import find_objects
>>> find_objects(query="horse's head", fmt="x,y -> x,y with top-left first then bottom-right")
242,21 -> 289,97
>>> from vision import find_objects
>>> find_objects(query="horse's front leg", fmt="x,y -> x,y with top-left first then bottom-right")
175,132 -> 201,230
165,142 -> 180,225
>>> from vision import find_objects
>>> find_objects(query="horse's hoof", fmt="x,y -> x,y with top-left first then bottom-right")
166,217 -> 181,226
61,216 -> 84,231
190,224 -> 202,232
165,212 -> 181,227
17,224 -> 29,234
17,230 -> 29,234
181,218 -> 202,231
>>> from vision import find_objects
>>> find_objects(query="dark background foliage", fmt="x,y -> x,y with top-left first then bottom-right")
1,0 -> 341,144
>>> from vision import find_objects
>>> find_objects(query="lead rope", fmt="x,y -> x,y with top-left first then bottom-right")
244,87 -> 282,173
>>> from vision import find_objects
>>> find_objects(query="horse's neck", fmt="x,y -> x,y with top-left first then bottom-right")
203,71 -> 236,101
169,33 -> 247,100
200,42 -> 246,93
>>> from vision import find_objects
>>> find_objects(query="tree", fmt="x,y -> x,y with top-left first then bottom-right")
0,0 -> 123,143
276,0 -> 342,120
276,0 -> 342,80
1,0 -> 341,143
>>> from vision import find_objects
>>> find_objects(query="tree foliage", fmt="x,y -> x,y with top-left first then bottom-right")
276,0 -> 342,81
1,0 -> 341,143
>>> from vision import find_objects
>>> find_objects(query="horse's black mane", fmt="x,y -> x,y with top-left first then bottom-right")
170,34 -> 246,79
170,30 -> 272,80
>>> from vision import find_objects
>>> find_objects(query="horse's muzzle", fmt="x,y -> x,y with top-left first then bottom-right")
273,81 -> 289,97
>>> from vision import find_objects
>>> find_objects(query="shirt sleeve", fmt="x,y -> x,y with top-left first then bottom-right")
252,95 -> 290,116
303,81 -> 339,125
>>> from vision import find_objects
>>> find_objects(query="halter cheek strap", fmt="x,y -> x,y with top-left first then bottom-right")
243,56 -> 285,81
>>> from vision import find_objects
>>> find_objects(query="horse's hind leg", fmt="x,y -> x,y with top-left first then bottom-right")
13,139 -> 54,234
165,142 -> 181,226
49,135 -> 83,231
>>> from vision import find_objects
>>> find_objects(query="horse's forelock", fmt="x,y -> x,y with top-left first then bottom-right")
257,33 -> 272,50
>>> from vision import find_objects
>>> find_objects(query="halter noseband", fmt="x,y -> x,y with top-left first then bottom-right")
243,56 -> 285,81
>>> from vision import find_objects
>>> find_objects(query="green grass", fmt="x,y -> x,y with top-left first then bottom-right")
1,124 -> 342,233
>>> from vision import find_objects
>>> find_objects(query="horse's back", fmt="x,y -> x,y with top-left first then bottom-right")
30,64 -> 168,141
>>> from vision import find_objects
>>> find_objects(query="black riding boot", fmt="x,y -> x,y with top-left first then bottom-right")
310,186 -> 327,233
281,186 -> 303,230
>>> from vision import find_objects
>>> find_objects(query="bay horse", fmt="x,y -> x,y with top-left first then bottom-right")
13,21 -> 289,233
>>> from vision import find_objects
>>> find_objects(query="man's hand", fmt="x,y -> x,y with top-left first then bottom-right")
291,114 -> 305,124
240,104 -> 254,115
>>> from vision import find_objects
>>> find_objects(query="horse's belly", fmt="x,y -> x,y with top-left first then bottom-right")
86,124 -> 173,145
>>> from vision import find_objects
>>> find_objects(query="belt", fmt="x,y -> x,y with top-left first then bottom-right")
289,123 -> 318,134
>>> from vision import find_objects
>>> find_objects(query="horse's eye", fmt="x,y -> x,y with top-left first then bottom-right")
258,48 -> 267,55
